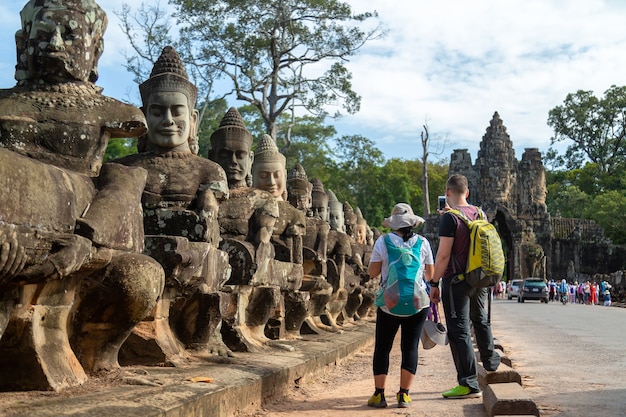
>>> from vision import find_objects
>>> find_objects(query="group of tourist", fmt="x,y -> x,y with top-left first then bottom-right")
547,279 -> 613,306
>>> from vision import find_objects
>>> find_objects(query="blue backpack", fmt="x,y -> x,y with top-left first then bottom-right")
375,234 -> 430,315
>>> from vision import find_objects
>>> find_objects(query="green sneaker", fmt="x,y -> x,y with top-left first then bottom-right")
442,385 -> 482,399
396,392 -> 411,408
367,392 -> 387,408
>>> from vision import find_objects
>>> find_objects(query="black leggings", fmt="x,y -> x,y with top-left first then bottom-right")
372,307 -> 428,375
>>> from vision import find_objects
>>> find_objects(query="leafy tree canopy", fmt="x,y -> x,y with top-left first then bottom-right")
585,191 -> 626,245
119,0 -> 384,151
103,138 -> 137,162
547,85 -> 626,176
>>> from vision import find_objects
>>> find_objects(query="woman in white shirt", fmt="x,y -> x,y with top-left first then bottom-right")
366,203 -> 434,409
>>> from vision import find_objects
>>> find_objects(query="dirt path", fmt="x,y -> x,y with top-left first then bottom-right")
235,318 -> 488,417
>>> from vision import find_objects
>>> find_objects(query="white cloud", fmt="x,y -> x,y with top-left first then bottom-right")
336,0 -> 626,160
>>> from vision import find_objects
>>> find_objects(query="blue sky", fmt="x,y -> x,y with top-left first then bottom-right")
2,0 -> 626,163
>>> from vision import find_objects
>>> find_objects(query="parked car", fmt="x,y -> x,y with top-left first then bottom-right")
507,279 -> 523,300
518,278 -> 549,303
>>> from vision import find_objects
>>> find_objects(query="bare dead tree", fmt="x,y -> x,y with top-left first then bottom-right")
420,119 -> 451,216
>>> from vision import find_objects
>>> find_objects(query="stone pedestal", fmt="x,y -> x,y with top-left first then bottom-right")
0,280 -> 87,391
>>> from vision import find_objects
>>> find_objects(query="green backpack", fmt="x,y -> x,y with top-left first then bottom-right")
375,234 -> 430,315
448,208 -> 505,288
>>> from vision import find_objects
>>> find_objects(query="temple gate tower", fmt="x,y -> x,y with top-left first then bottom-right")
447,112 -> 551,281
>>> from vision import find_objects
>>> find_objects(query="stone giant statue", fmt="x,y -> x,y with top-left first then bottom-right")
115,46 -> 232,363
0,0 -> 164,390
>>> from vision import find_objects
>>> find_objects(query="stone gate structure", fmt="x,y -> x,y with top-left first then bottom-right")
424,112 -> 626,283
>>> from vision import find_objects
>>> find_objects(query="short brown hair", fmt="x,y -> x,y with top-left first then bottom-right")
446,174 -> 468,195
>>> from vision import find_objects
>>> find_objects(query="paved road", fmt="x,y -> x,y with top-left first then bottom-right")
490,298 -> 626,417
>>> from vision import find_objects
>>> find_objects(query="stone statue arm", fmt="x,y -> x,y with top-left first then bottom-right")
316,222 -> 330,262
349,244 -> 367,276
253,195 -> 279,246
102,101 -> 148,139
0,225 -> 27,285
196,185 -> 221,244
0,222 -> 95,286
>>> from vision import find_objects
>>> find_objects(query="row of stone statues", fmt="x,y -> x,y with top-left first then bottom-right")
0,0 -> 379,391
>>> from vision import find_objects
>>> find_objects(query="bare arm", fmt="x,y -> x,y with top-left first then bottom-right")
430,236 -> 454,303
368,261 -> 382,279
423,263 -> 434,282
433,236 -> 453,282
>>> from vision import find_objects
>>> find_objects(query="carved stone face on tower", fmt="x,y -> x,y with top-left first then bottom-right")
17,0 -> 107,83
145,91 -> 196,152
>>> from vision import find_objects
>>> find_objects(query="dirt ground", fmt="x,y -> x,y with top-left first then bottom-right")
234,320 -> 488,417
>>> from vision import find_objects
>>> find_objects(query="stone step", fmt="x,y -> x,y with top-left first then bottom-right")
475,348 -> 512,368
478,362 -> 522,388
493,337 -> 504,351
482,382 -> 539,417
496,348 -> 512,367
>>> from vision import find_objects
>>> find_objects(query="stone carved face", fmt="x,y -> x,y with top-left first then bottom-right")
253,162 -> 287,201
310,196 -> 328,222
212,138 -> 253,187
145,91 -> 198,152
355,222 -> 367,244
288,187 -> 311,212
329,206 -> 345,233
18,2 -> 106,83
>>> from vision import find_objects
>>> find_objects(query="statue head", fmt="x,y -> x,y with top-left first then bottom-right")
366,226 -> 374,246
343,202 -> 357,238
310,178 -> 329,222
326,189 -> 345,233
16,0 -> 107,84
252,134 -> 287,201
287,163 -> 311,212
138,46 -> 199,153
208,107 -> 254,188
354,207 -> 367,244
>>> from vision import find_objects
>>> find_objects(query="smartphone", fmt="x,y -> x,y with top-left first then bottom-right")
438,196 -> 446,211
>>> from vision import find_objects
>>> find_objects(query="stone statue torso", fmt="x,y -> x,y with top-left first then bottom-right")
0,84 -> 147,176
116,151 -> 228,209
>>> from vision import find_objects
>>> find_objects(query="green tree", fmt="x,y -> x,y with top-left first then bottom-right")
104,138 -> 137,162
546,183 -> 591,219
196,98 -> 229,157
170,0 -> 385,149
327,134 -> 385,223
547,85 -> 626,176
584,191 -> 626,245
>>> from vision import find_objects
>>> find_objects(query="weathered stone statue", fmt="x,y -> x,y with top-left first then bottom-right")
0,0 -> 164,390
327,189 -> 346,233
209,111 -> 295,351
251,135 -> 306,340
343,202 -> 358,241
208,107 -> 255,189
304,188 -> 347,331
286,166 -> 333,335
252,135 -> 306,266
115,46 -> 232,363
